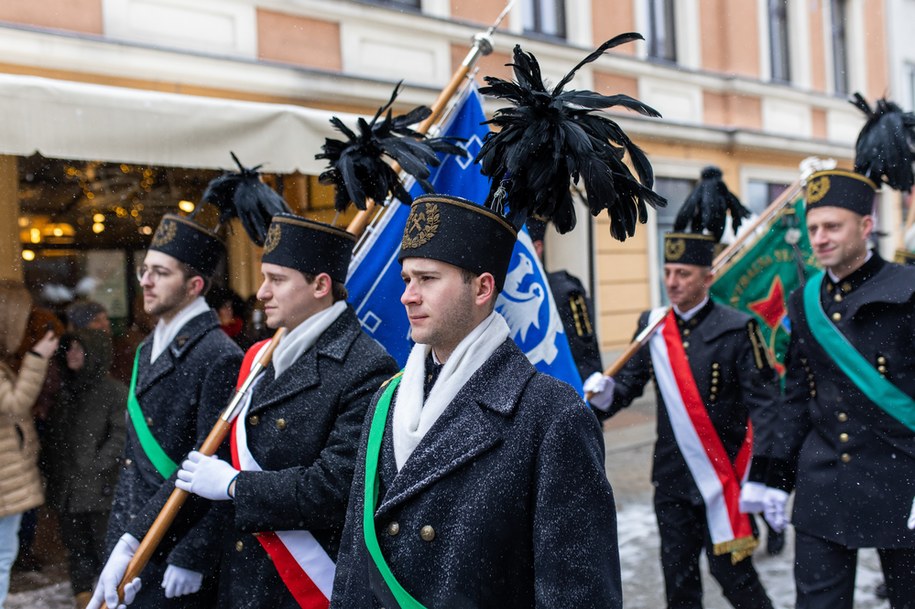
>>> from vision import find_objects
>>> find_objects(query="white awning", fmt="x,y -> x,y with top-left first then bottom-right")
0,72 -> 358,174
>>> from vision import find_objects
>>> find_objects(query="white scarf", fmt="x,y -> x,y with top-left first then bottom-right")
392,311 -> 510,470
271,301 -> 347,379
150,297 -> 211,363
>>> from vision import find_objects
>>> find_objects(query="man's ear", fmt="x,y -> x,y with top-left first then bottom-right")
475,272 -> 497,307
313,273 -> 333,299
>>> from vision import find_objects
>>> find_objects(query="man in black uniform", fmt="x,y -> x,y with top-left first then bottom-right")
168,213 -> 399,609
588,231 -> 777,609
89,214 -> 243,609
331,194 -> 622,609
764,169 -> 915,609
526,217 -> 603,383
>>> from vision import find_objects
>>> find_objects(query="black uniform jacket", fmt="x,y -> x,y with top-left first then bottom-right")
770,255 -> 915,549
608,301 -> 779,501
547,270 -> 603,382
331,338 -> 622,609
113,310 -> 243,607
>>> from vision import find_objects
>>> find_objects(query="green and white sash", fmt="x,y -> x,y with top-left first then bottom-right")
803,272 -> 915,432
126,347 -> 179,478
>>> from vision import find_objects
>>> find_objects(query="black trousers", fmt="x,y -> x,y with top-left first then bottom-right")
795,530 -> 915,609
654,493 -> 773,609
58,510 -> 110,594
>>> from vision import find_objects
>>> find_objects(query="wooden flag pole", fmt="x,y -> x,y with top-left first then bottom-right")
102,328 -> 286,609
345,1 -> 513,237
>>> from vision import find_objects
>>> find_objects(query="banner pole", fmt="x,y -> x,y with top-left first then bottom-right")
345,1 -> 513,237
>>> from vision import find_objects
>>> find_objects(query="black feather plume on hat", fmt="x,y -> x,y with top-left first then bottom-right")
316,81 -> 468,213
198,152 -> 292,247
850,92 -> 915,192
475,33 -> 666,241
673,166 -> 751,242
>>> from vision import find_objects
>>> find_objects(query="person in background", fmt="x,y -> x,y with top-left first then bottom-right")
66,301 -> 112,334
205,287 -> 248,349
0,280 -> 59,607
45,329 -> 127,609
526,217 -> 603,383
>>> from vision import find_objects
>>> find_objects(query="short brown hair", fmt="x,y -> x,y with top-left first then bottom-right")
175,261 -> 213,296
303,273 -> 348,303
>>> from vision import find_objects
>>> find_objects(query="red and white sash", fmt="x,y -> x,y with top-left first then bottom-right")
648,309 -> 757,561
230,341 -> 335,608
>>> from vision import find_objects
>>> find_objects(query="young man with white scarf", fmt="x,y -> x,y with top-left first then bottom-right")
109,213 -> 398,609
330,194 -> 622,609
90,214 -> 243,609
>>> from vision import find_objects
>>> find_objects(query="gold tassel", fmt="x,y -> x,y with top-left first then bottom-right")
712,535 -> 759,565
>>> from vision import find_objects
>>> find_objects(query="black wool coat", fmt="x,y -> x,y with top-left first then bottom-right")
113,310 -> 243,609
608,301 -> 780,501
331,338 -> 622,609
770,256 -> 915,549
214,307 -> 397,609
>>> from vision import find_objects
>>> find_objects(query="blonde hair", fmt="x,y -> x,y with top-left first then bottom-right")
0,281 -> 33,356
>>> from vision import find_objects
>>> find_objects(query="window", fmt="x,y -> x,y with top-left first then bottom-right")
769,0 -> 791,82
747,179 -> 790,216
365,0 -> 420,9
654,177 -> 696,304
647,0 -> 677,63
523,0 -> 566,39
830,0 -> 849,95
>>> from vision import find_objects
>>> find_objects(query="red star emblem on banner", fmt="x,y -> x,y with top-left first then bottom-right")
748,276 -> 787,330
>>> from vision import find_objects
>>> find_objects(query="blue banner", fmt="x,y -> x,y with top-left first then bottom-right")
346,87 -> 583,393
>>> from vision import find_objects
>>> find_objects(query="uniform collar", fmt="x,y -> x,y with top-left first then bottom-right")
824,252 -> 884,298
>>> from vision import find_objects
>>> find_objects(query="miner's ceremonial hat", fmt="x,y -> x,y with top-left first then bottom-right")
805,169 -> 877,216
261,213 -> 356,284
398,194 -> 518,292
148,214 -> 226,277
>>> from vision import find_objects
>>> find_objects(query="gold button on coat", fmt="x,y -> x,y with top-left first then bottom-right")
839,433 -> 849,443
235,541 -> 244,552
276,418 -> 287,430
387,522 -> 400,536
249,415 -> 259,426
831,312 -> 842,322
146,416 -> 154,427
837,412 -> 848,422
419,525 -> 436,542
840,453 -> 851,463
124,458 -> 133,466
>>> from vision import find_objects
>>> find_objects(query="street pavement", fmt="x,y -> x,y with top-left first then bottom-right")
9,391 -> 890,608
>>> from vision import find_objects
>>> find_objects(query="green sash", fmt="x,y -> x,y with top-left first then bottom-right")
362,372 -> 428,609
126,347 -> 179,478
803,272 -> 915,431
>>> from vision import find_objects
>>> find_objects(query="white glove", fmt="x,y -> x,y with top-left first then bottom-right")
175,450 -> 239,501
762,488 -> 790,533
86,534 -> 143,609
161,564 -> 203,599
739,481 -> 767,514
584,373 -> 615,412
907,495 -> 915,530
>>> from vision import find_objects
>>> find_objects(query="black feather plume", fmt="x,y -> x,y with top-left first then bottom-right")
315,81 -> 468,212
199,152 -> 291,246
673,166 -> 751,242
850,92 -> 915,192
475,34 -> 666,241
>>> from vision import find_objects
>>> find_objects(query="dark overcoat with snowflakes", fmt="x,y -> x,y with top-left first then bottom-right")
331,338 -> 622,609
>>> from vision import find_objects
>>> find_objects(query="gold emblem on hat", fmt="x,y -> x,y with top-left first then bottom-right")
807,176 -> 830,204
665,237 -> 686,261
151,220 -> 177,247
263,223 -> 281,255
402,202 -> 441,249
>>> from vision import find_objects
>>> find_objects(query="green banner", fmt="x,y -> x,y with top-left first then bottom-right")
710,197 -> 819,378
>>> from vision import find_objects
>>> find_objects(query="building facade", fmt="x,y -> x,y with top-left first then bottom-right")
0,0 -> 898,352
